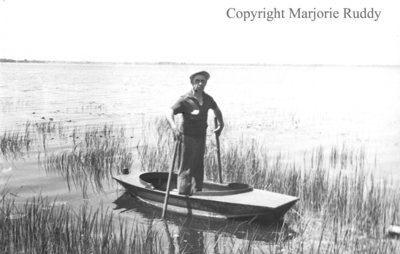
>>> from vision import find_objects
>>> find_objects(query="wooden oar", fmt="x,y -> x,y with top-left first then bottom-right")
162,139 -> 180,219
214,117 -> 223,183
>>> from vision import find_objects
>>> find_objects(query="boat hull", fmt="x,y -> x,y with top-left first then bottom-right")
114,172 -> 298,221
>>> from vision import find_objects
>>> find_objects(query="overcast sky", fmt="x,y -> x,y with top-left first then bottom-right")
1,0 -> 399,65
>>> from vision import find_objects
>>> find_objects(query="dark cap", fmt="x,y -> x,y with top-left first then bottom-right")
190,71 -> 210,82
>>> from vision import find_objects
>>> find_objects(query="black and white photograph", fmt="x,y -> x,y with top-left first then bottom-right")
1,0 -> 400,253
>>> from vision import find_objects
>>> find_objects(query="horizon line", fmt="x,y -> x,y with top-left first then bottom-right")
1,58 -> 399,68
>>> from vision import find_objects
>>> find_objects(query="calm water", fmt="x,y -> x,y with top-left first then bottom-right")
1,62 -> 400,251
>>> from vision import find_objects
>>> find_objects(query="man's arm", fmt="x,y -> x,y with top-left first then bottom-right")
213,106 -> 224,137
165,108 -> 181,140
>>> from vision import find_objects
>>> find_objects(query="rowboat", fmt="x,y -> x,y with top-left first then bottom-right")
113,191 -> 296,242
113,172 -> 299,221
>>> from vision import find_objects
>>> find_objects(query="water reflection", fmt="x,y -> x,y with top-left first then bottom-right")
161,220 -> 175,254
176,223 -> 205,254
113,191 -> 296,249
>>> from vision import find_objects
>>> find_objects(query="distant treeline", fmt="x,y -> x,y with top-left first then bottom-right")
0,58 -> 115,64
0,58 -> 182,65
0,58 -> 46,63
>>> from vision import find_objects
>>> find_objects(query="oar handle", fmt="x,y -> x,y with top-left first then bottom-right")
214,117 -> 223,184
162,140 -> 180,219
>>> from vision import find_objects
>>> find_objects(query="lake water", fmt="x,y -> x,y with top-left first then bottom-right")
1,62 -> 399,173
1,62 -> 399,251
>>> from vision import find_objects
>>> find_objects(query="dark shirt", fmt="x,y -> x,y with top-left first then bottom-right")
171,91 -> 217,137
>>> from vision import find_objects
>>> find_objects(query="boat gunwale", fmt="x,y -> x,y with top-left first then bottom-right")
138,172 -> 254,196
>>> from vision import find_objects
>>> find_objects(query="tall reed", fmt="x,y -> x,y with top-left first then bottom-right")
0,196 -> 168,254
137,117 -> 172,173
6,117 -> 397,253
34,120 -> 64,150
0,122 -> 31,160
0,120 -> 66,159
135,118 -> 400,253
44,125 -> 133,195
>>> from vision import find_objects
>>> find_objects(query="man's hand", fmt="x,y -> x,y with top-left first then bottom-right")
213,107 -> 224,138
214,124 -> 224,137
172,127 -> 182,141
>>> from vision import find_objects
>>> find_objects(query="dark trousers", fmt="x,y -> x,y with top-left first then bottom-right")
178,135 -> 206,195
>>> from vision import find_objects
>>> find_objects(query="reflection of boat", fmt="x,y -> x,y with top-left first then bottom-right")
113,172 -> 299,222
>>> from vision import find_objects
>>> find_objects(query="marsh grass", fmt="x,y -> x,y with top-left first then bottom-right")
0,122 -> 31,160
135,117 -> 400,253
211,138 -> 400,252
34,120 -> 65,150
0,194 -> 269,254
0,120 -> 66,159
137,117 -> 172,173
44,125 -> 134,195
0,196 -> 169,254
3,117 -> 400,253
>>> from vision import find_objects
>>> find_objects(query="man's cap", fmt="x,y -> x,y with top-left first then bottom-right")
190,71 -> 210,82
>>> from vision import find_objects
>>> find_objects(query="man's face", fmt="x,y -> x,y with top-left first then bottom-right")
191,74 -> 207,92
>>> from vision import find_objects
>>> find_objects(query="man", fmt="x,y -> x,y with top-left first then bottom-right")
166,71 -> 224,195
